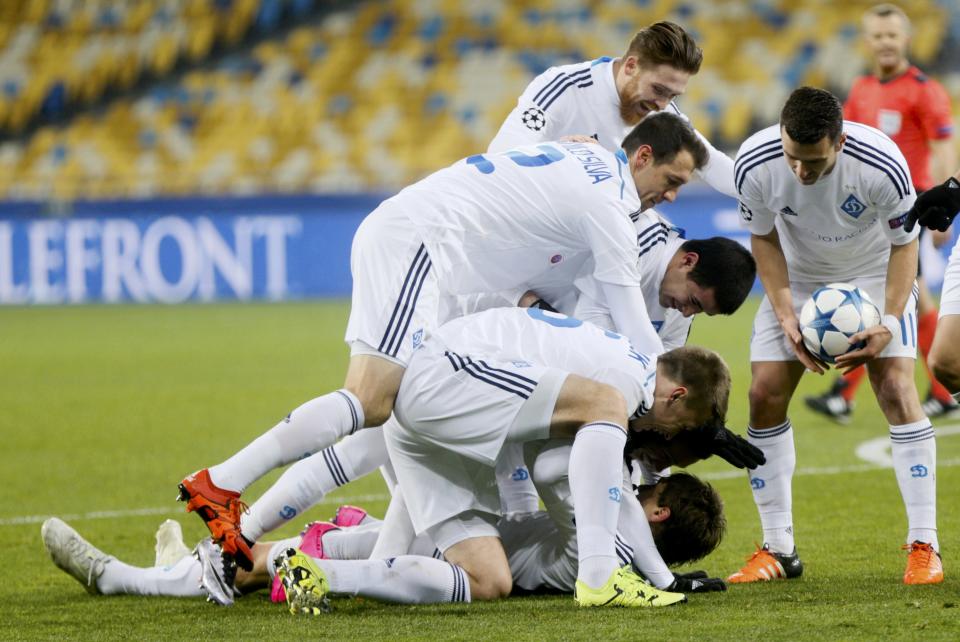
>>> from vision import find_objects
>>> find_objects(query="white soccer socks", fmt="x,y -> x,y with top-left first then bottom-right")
240,426 -> 388,541
208,389 -> 364,493
889,420 -> 938,549
747,420 -> 796,554
569,421 -> 628,589
313,557 -> 471,603
97,554 -> 204,597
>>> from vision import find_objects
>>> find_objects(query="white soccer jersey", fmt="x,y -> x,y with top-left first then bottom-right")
572,209 -> 693,352
736,121 -> 919,282
393,141 -> 642,297
433,307 -> 656,418
488,57 -> 736,198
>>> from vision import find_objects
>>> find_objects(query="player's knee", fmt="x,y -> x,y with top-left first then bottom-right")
467,567 -> 513,600
873,373 -> 915,410
343,380 -> 398,427
748,378 -> 790,413
929,349 -> 960,393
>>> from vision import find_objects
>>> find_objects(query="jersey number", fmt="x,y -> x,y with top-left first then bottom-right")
467,145 -> 564,174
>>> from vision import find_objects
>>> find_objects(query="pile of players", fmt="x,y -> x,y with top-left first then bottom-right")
43,5 -> 951,613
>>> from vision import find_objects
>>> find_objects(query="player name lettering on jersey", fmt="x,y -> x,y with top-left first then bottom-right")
562,142 -> 613,184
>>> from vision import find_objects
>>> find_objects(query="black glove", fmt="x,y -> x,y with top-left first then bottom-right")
904,176 -> 960,233
668,570 -> 726,593
530,298 -> 558,313
690,423 -> 766,470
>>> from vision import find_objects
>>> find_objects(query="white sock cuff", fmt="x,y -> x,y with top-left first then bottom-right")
335,389 -> 365,434
747,420 -> 792,444
889,419 -> 935,443
266,537 -> 300,579
450,564 -> 471,603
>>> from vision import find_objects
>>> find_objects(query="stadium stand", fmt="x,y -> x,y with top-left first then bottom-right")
0,0 -> 955,199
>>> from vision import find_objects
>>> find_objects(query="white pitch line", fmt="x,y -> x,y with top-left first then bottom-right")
7,427 -> 960,527
0,492 -> 392,527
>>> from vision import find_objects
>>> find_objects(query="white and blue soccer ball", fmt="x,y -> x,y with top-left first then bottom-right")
799,283 -> 881,363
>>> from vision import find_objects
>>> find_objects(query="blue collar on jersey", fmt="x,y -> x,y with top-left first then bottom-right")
615,148 -> 628,199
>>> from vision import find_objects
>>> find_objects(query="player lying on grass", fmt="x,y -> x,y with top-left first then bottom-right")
176,113 -> 711,573
42,468 -> 725,604
266,305 -> 734,611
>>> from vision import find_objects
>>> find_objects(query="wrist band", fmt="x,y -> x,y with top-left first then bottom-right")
881,314 -> 901,339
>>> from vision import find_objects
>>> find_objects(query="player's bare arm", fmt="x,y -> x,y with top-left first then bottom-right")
836,238 -> 918,371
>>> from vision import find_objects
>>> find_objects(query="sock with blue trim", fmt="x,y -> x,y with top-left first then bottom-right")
569,421 -> 628,589
311,557 -> 471,603
747,420 -> 796,554
240,426 -> 387,541
208,389 -> 365,493
890,419 -> 938,549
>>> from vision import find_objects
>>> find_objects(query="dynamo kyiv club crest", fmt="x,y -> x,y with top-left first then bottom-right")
840,193 -> 867,218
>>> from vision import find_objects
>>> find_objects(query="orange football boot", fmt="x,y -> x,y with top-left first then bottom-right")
728,544 -> 803,583
178,469 -> 253,571
903,541 -> 943,585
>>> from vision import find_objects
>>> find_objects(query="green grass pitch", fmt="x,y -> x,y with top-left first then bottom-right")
1,300 -> 958,641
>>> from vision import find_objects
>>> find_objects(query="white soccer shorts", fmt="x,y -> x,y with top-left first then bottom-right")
344,203 -> 440,367
385,338 -> 567,542
751,276 -> 919,362
940,238 -> 960,318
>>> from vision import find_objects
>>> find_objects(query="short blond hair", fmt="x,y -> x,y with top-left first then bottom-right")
658,346 -> 730,426
863,3 -> 911,33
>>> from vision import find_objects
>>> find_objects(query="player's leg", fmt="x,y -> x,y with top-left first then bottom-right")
178,206 -> 438,569
866,356 -> 942,584
803,366 -> 862,424
915,250 -> 959,417
929,316 -> 960,393
547,375 -> 686,607
729,294 -> 808,583
239,426 -> 389,542
495,442 -> 540,515
928,238 -> 960,394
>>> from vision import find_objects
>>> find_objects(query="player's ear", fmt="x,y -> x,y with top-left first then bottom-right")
682,251 -> 700,269
649,505 -> 671,523
633,144 -> 653,168
835,132 -> 847,152
668,386 -> 688,404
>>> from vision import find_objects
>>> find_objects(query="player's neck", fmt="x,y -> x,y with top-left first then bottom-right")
874,59 -> 909,81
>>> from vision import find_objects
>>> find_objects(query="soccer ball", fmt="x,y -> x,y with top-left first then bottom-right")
799,283 -> 881,363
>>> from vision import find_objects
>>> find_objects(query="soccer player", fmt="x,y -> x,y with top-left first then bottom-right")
40,469 -> 726,603
729,87 -> 942,585
270,305 -> 731,610
804,3 -> 957,422
910,170 -> 960,396
177,113 -> 709,572
489,21 -> 735,197
228,226 -> 755,548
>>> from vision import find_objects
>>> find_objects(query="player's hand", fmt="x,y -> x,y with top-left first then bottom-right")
668,570 -> 726,593
559,134 -> 599,145
904,176 -> 960,233
782,316 -> 828,374
690,423 -> 766,469
834,323 -> 892,372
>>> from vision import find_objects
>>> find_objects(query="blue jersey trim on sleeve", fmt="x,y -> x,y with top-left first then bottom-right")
615,148 -> 628,199
592,56 -> 613,66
